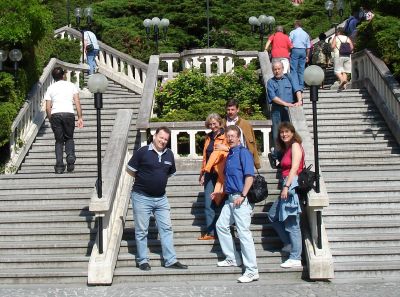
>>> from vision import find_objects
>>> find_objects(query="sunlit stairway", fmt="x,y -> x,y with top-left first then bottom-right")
302,88 -> 400,278
0,79 -> 140,284
112,161 -> 305,282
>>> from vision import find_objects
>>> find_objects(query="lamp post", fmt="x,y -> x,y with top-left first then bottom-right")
67,0 -> 70,26
143,17 -> 170,54
206,0 -> 210,48
0,50 -> 7,71
248,15 -> 275,52
9,49 -> 22,80
325,0 -> 345,32
304,65 -> 325,194
74,6 -> 93,64
87,73 -> 108,254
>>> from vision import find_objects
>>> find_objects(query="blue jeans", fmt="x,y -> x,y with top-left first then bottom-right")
216,194 -> 258,275
290,48 -> 307,90
204,172 -> 219,236
131,192 -> 177,266
271,104 -> 290,146
268,195 -> 302,260
87,49 -> 99,75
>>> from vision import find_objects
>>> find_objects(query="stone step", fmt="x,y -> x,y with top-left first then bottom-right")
0,227 -> 95,242
0,268 -> 87,284
0,254 -> 90,269
332,261 -> 400,278
112,264 -> 303,283
328,195 -> 400,204
324,208 -> 400,217
0,240 -> 94,255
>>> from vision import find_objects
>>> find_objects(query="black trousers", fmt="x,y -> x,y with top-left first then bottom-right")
50,112 -> 76,168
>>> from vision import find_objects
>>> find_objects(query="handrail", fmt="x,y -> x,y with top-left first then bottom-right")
6,58 -> 88,173
88,109 -> 133,285
54,26 -> 148,94
351,49 -> 400,145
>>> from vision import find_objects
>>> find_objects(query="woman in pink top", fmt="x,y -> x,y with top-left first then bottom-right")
267,122 -> 304,269
265,26 -> 293,73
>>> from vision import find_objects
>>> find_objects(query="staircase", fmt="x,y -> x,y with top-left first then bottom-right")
113,165 -> 304,282
302,88 -> 400,278
0,79 -> 141,284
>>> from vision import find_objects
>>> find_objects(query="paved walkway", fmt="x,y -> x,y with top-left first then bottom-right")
1,278 -> 399,297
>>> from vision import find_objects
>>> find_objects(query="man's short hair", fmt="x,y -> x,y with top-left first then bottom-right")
155,126 -> 171,136
276,25 -> 284,32
294,20 -> 302,27
225,98 -> 239,108
225,125 -> 241,138
272,60 -> 284,69
52,67 -> 65,81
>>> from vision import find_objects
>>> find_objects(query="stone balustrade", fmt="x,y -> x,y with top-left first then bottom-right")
54,26 -> 148,94
159,49 -> 258,81
351,49 -> 400,145
141,121 -> 271,158
6,58 -> 88,173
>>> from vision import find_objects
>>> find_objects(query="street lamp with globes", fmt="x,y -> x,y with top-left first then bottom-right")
248,15 -> 275,52
304,65 -> 325,194
9,49 -> 23,80
143,17 -> 170,54
74,6 -> 94,63
87,73 -> 108,254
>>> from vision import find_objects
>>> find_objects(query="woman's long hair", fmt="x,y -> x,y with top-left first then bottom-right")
276,122 -> 302,151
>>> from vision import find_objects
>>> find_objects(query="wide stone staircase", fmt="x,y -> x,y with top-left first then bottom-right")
113,164 -> 304,282
0,79 -> 140,284
303,88 -> 400,278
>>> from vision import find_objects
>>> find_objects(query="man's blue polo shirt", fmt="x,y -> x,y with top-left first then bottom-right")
267,73 -> 301,104
224,145 -> 255,194
127,143 -> 176,197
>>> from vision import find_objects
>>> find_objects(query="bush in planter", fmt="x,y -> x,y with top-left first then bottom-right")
154,65 -> 265,122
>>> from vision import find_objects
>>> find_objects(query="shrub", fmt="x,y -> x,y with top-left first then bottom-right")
154,65 -> 265,122
356,14 -> 400,79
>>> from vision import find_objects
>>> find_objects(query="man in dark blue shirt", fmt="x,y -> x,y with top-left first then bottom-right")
214,125 -> 258,283
126,126 -> 187,271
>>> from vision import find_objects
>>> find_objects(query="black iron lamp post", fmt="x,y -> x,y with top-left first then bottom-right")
9,49 -> 22,80
143,17 -> 170,54
0,50 -> 7,71
325,0 -> 345,32
248,15 -> 275,52
67,0 -> 71,26
74,6 -> 93,64
87,73 -> 108,254
206,0 -> 210,48
304,65 -> 325,194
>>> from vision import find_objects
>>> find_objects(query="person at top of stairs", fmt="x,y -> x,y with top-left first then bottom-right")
214,125 -> 259,283
198,113 -> 229,240
266,61 -> 303,168
45,67 -> 84,174
126,126 -> 188,271
268,122 -> 304,269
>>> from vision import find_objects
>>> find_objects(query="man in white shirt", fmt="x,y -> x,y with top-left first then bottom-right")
45,67 -> 83,174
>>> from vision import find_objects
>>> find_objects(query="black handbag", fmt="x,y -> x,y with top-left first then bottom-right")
297,164 -> 316,194
247,170 -> 268,204
86,44 -> 94,52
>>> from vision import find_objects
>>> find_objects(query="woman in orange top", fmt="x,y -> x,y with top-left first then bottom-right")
198,113 -> 229,240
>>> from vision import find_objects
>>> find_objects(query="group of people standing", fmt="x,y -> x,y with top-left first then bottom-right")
123,91 -> 305,283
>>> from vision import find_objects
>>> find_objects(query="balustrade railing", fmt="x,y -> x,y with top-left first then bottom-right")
159,49 -> 258,81
54,26 -> 148,94
351,49 -> 400,144
6,58 -> 88,173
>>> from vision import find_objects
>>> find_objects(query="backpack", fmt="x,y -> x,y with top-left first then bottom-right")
312,41 -> 330,65
338,37 -> 352,56
297,164 -> 316,195
239,147 -> 268,203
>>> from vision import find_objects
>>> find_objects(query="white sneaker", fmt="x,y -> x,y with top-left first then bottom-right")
237,272 -> 259,283
280,259 -> 302,268
281,244 -> 292,253
217,259 -> 242,267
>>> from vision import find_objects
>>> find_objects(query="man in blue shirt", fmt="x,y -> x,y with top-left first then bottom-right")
267,61 -> 303,144
214,125 -> 258,283
126,126 -> 188,271
289,20 -> 311,90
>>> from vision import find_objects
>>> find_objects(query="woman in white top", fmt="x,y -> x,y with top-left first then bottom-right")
331,27 -> 354,90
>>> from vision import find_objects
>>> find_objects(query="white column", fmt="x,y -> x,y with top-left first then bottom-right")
217,55 -> 224,74
204,56 -> 212,77
259,127 -> 271,157
226,57 -> 234,72
166,59 -> 175,80
171,131 -> 179,157
188,131 -> 197,158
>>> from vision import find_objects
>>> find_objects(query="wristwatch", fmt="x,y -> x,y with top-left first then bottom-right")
283,185 -> 289,189
241,193 -> 247,198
